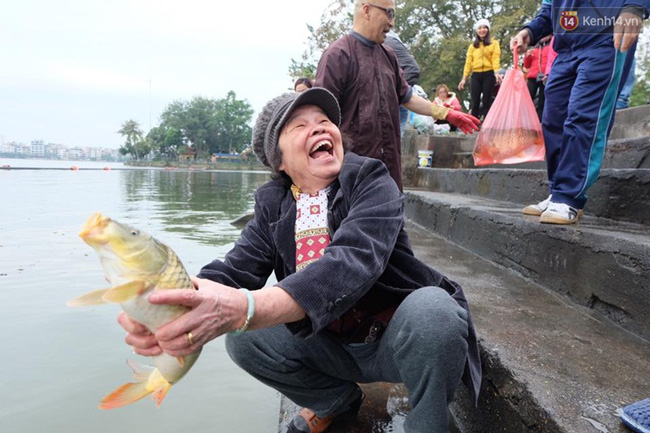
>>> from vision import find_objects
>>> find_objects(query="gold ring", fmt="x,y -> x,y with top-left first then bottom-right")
187,332 -> 194,346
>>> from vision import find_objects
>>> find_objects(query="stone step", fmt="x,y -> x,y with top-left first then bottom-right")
401,104 -> 650,171
404,191 -> 650,341
275,221 -> 650,432
405,223 -> 650,433
413,167 -> 650,225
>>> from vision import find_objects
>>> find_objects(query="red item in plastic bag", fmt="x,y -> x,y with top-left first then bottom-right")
473,51 -> 545,166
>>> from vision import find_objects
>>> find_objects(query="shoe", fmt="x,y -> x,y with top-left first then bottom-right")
522,195 -> 551,216
620,398 -> 650,433
539,201 -> 583,225
286,391 -> 365,433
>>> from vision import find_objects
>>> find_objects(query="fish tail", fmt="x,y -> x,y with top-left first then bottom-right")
99,382 -> 151,410
99,361 -> 172,410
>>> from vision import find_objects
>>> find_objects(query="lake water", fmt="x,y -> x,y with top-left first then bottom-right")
0,158 -> 281,432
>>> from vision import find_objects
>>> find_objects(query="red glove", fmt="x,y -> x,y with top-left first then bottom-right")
446,110 -> 481,134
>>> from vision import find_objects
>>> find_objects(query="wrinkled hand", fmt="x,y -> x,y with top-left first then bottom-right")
510,29 -> 531,54
446,110 -> 481,134
118,277 -> 246,357
613,11 -> 643,52
118,311 -> 162,356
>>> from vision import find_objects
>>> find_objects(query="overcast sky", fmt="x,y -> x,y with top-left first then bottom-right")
0,0 -> 336,149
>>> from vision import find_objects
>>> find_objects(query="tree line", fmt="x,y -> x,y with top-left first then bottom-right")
118,91 -> 253,161
289,0 -> 650,107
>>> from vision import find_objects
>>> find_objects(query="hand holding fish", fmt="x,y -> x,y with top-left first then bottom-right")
120,277 -> 252,358
118,312 -> 162,356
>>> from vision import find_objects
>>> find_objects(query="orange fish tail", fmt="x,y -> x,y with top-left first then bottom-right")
99,382 -> 151,410
99,362 -> 173,410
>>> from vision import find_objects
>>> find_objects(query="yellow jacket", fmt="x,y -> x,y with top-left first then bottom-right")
462,40 -> 501,77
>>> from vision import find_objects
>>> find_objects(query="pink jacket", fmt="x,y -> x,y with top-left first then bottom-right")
434,92 -> 461,111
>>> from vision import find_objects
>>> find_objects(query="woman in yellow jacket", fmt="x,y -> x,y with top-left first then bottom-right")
458,19 -> 501,120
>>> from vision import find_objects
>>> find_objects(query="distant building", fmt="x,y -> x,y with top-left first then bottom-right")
30,140 -> 45,157
68,147 -> 83,159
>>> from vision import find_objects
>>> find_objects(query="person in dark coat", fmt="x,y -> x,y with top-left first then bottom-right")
117,88 -> 481,433
314,0 -> 480,190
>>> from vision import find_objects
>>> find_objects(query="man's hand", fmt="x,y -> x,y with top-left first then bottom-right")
446,110 -> 481,134
614,11 -> 643,52
510,29 -> 531,54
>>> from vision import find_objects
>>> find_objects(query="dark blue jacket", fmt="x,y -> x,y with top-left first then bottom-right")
198,152 -> 481,403
526,0 -> 650,52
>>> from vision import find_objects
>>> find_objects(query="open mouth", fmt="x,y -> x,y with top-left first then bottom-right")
309,140 -> 334,159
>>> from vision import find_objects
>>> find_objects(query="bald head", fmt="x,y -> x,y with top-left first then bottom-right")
353,0 -> 396,44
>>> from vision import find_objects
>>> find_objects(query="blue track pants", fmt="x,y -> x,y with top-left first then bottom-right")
541,42 -> 628,209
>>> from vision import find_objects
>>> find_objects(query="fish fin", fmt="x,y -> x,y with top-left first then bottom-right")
177,357 -> 184,368
127,359 -> 155,382
152,381 -> 172,408
102,280 -> 147,303
100,361 -> 173,409
99,382 -> 151,410
66,288 -> 110,307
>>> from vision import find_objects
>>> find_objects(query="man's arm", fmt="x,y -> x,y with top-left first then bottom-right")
403,94 -> 480,134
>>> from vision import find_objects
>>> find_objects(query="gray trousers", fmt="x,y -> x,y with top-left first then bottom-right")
226,287 -> 469,433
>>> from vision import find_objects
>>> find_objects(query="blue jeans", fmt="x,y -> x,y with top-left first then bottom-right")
399,106 -> 409,137
226,287 -> 469,433
616,57 -> 636,110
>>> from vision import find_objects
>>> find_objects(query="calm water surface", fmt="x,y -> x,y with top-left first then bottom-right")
0,159 -> 281,432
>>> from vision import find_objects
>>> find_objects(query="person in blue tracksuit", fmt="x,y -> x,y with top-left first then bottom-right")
511,0 -> 649,224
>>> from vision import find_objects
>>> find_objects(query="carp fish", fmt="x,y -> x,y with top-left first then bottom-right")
68,212 -> 201,409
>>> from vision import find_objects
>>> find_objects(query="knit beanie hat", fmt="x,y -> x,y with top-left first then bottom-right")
474,19 -> 490,31
251,87 -> 341,173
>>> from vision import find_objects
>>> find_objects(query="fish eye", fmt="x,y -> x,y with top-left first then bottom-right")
130,230 -> 138,236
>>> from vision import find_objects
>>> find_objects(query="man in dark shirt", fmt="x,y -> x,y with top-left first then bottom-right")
315,0 -> 479,190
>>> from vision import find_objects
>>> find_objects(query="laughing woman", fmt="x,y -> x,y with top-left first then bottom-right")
118,88 -> 481,433
458,19 -> 502,120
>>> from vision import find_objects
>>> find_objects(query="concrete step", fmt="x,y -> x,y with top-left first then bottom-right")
418,135 -> 649,171
405,223 -> 650,433
404,191 -> 650,341
275,222 -> 650,432
608,105 -> 650,141
413,168 -> 650,225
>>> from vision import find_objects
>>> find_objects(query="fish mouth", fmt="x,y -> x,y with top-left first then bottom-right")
79,212 -> 110,243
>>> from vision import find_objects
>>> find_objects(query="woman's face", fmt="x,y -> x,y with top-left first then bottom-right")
278,105 -> 344,193
477,25 -> 489,39
295,83 -> 310,93
437,88 -> 449,99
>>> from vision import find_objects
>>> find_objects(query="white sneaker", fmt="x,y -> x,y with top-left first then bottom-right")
539,202 -> 583,225
522,195 -> 551,216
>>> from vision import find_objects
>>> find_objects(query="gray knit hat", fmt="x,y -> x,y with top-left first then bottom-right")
252,87 -> 341,172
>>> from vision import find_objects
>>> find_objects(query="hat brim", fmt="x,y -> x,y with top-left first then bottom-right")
272,87 -> 341,141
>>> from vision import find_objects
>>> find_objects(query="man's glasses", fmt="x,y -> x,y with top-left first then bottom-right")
365,3 -> 395,20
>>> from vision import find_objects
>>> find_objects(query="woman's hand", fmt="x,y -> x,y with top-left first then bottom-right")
495,73 -> 503,85
117,277 -> 248,358
118,311 -> 162,356
146,277 -> 247,357
458,77 -> 467,91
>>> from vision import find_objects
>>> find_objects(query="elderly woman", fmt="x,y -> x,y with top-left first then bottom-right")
119,88 -> 481,433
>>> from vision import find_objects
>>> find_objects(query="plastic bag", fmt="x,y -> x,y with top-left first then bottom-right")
409,112 -> 435,135
473,51 -> 545,166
